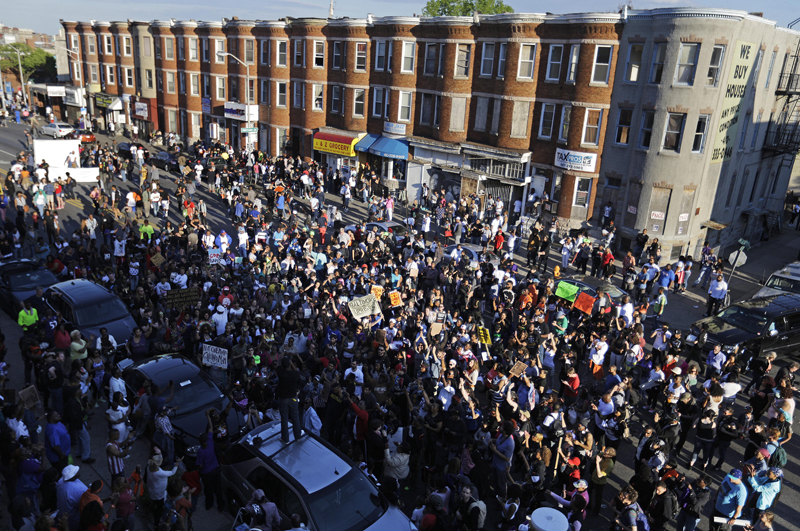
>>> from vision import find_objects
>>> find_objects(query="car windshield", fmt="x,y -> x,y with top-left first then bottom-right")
764,275 -> 800,295
75,295 -> 131,326
717,305 -> 768,335
599,284 -> 627,300
306,469 -> 385,531
6,269 -> 58,290
167,372 -> 223,412
387,224 -> 407,236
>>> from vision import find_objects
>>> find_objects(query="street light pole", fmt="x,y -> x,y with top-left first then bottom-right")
217,51 -> 251,152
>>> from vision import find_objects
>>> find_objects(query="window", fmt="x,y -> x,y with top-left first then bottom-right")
89,64 -> 98,83
402,42 -> 415,73
574,178 -> 591,207
177,37 -> 184,60
293,82 -> 304,108
481,43 -> 495,76
707,45 -> 725,87
375,41 -> 387,71
125,67 -> 134,87
104,35 -> 113,55
751,49 -> 763,88
145,69 -> 153,89
438,44 -> 445,76
539,103 -> 556,139
518,44 -> 536,79
260,40 -> 269,65
615,108 -> 633,144
452,97 -> 468,133
70,35 -> 79,51
421,94 -> 441,126
86,35 -> 96,54
166,71 -> 175,93
216,77 -> 225,100
423,44 -> 437,76
559,106 -> 571,142
245,39 -> 255,64
592,45 -> 612,83
333,42 -> 342,69
353,88 -> 365,116
739,113 -> 750,150
277,41 -> 287,66
498,43 -> 507,78
106,65 -> 115,85
663,113 -> 685,151
201,38 -> 208,62
156,72 -> 162,91
189,38 -> 198,61
71,62 -> 81,81
582,109 -> 602,145
650,43 -> 667,83
260,80 -> 269,105
639,111 -> 655,148
312,41 -> 323,68
751,112 -> 762,150
355,42 -> 367,71
178,72 -> 185,94
455,44 -> 471,77
725,173 -> 737,207
202,74 -> 210,97
277,82 -> 286,107
312,84 -> 323,110
552,172 -> 562,203
625,44 -> 643,82
164,37 -> 173,60
331,85 -> 341,114
749,170 -> 761,203
115,36 -> 121,56
546,45 -> 563,81
566,44 -> 579,83
765,50 -> 777,88
692,115 -> 710,153
399,91 -> 412,122
215,40 -> 224,63
294,40 -> 305,67
230,77 -> 238,101
124,37 -> 132,56
247,79 -> 255,104
674,43 -> 699,85
372,88 -> 385,118
188,74 -> 199,96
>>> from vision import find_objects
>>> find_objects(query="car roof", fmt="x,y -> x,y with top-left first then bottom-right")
238,421 -> 351,495
732,293 -> 800,318
127,355 -> 201,386
48,278 -> 115,303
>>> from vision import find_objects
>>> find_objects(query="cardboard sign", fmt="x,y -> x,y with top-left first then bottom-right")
19,385 -> 40,409
150,252 -> 166,268
208,248 -> 222,265
555,282 -> 580,302
477,326 -> 492,345
348,294 -> 382,320
573,292 -> 597,315
430,322 -> 444,336
165,287 -> 203,310
509,361 -> 527,378
389,291 -> 402,307
202,344 -> 229,369
371,285 -> 384,299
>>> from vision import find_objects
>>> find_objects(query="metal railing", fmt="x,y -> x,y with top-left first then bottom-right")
763,128 -> 800,153
776,72 -> 800,94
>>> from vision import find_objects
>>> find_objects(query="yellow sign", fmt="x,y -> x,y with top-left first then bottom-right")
477,326 -> 492,345
711,40 -> 757,164
313,136 -> 358,157
371,285 -> 384,299
389,290 -> 402,307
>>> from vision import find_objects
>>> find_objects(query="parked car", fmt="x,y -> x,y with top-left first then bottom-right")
45,279 -> 137,343
117,142 -> 150,161
442,243 -> 501,268
0,260 -> 59,315
149,151 -> 180,173
555,275 -> 630,317
688,293 -> 800,358
753,261 -> 800,299
40,122 -> 75,138
119,355 -> 244,458
199,156 -> 232,170
219,420 -> 414,531
67,129 -> 96,143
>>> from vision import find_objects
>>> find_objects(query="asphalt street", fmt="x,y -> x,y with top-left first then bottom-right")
0,121 -> 797,531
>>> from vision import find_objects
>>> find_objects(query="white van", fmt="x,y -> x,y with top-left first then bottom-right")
753,261 -> 800,298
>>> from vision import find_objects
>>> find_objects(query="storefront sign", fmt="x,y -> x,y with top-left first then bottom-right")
678,213 -> 689,222
383,121 -> 407,135
223,101 -> 257,122
133,102 -> 149,119
95,93 -> 121,109
651,211 -> 665,220
201,97 -> 211,114
554,148 -> 597,172
47,85 -> 66,97
711,40 -> 757,164
64,87 -> 84,107
313,135 -> 357,157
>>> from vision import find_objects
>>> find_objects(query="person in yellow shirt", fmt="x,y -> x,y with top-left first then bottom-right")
18,300 -> 38,331
139,219 -> 155,242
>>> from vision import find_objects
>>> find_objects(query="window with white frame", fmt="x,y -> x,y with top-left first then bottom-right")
765,50 -> 776,88
674,43 -> 699,85
751,49 -> 763,88
518,44 -> 536,79
559,106 -> 571,142
739,113 -> 750,150
190,74 -> 199,96
707,45 -> 725,87
331,85 -> 341,114
650,43 -> 667,83
438,43 -> 445,76
125,67 -> 134,87
124,37 -> 132,56
399,91 -> 412,122
70,35 -> 79,51
498,43 -> 507,78
751,112 -> 762,149
455,44 -> 471,77
106,65 -> 115,85
189,38 -> 198,61
145,69 -> 153,89
294,40 -> 305,67
639,110 -> 655,148
481,43 -> 494,76
260,40 -> 269,65
592,45 -> 612,83
245,39 -> 255,64
574,177 -> 591,207
72,62 -> 81,81
663,113 -> 685,151
247,79 -> 255,104
615,108 -> 633,144
375,41 -> 387,71
402,42 -> 415,73
88,35 -> 96,54
216,77 -> 225,100
312,84 -> 323,110
277,41 -> 287,66
692,115 -> 710,153
424,44 -> 436,75
104,35 -> 112,54
215,39 -> 224,62
260,80 -> 269,104
293,82 -> 304,108
582,109 -> 602,145
164,37 -> 173,60
420,93 -> 440,126
333,42 -> 342,69
166,71 -> 175,93
546,45 -> 563,81
372,88 -> 385,117
539,103 -> 556,138
89,65 -> 98,83
353,88 -> 365,116
313,41 -> 324,68
625,44 -> 643,82
277,82 -> 286,107
355,42 -> 367,71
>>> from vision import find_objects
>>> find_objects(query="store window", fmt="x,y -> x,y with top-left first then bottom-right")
574,178 -> 591,207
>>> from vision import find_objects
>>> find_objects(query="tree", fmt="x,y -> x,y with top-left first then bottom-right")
0,43 -> 56,86
422,0 -> 513,17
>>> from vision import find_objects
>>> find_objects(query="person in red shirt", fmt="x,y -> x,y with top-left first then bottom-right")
218,286 -> 235,308
493,231 -> 505,253
562,366 -> 581,405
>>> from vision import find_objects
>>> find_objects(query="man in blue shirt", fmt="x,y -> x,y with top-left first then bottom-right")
45,410 -> 71,472
658,263 -> 676,291
196,420 -> 225,512
490,421 -> 515,503
711,469 -> 747,531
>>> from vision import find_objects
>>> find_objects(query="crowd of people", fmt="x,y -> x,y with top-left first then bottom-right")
0,122 -> 792,531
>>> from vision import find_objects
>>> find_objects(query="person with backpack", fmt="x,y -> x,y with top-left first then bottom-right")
743,466 -> 782,525
674,474 -> 711,531
646,481 -> 678,531
454,483 -> 486,531
615,486 -> 649,531
710,406 -> 741,470
764,428 -> 788,469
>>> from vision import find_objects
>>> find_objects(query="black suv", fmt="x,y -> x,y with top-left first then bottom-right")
688,293 -> 800,359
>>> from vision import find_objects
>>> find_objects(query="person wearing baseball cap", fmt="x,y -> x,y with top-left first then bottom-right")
56,464 -> 87,531
545,479 -> 590,527
744,447 -> 771,474
743,465 -> 782,524
711,469 -> 746,531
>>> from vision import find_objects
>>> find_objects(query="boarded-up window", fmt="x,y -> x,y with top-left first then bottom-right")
475,97 -> 489,131
624,182 -> 641,228
675,189 -> 696,237
490,99 -> 501,134
510,101 -> 530,138
450,97 -> 467,132
648,187 -> 672,235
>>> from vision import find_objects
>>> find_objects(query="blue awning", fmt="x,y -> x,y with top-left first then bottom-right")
354,133 -> 380,153
368,136 -> 409,160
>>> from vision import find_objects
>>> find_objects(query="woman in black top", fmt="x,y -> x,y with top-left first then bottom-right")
43,209 -> 58,244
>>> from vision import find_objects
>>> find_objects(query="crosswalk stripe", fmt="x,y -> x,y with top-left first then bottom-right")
66,199 -> 83,208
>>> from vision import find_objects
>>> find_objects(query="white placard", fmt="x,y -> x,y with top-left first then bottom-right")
202,344 -> 228,369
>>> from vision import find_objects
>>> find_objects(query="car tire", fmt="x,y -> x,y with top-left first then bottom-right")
226,490 -> 243,517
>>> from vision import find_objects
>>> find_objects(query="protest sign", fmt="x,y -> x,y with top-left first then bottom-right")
371,285 -> 384,299
509,361 -> 527,378
202,344 -> 229,369
389,291 -> 402,307
19,386 -> 40,409
208,248 -> 222,265
165,287 -> 203,309
348,294 -> 382,320
573,292 -> 597,314
477,326 -> 492,345
555,282 -> 580,301
150,253 -> 166,268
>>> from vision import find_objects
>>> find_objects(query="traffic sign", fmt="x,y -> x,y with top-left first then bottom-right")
241,127 -> 258,133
